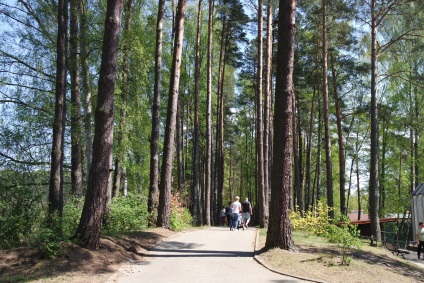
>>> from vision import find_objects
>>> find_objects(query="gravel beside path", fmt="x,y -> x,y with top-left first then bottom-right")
116,226 -> 307,283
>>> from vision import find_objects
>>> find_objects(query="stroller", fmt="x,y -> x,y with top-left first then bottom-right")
237,213 -> 244,230
230,213 -> 244,231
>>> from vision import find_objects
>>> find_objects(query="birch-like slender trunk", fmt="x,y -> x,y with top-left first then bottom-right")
70,0 -> 83,197
322,0 -> 334,219
49,0 -> 68,219
148,0 -> 166,223
157,0 -> 187,228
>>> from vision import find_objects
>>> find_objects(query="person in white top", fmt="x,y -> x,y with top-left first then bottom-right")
230,196 -> 241,230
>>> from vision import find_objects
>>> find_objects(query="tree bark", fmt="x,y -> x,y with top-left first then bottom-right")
176,95 -> 183,192
79,0 -> 93,185
369,0 -> 381,242
204,0 -> 214,226
322,0 -> 334,219
113,0 -> 132,199
305,51 -> 318,211
214,19 -> 226,224
293,95 -> 303,213
148,0 -> 165,223
256,0 -> 267,228
156,0 -> 187,228
192,0 -> 202,225
48,0 -> 68,218
329,52 -> 346,215
70,0 -> 83,197
263,0 -> 273,216
265,0 -> 295,250
75,0 -> 124,250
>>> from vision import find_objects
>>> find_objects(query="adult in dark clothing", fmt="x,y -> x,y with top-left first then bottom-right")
417,221 -> 424,259
225,202 -> 232,228
241,197 -> 252,229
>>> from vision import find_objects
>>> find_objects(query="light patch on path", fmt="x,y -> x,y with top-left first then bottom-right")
116,226 -> 306,283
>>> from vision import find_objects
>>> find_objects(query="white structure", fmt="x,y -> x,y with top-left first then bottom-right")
412,183 -> 424,238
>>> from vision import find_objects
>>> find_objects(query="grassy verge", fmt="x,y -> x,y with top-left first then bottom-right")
256,229 -> 423,283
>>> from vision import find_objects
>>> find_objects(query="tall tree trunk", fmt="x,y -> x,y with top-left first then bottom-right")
413,83 -> 419,188
156,0 -> 186,228
306,56 -> 318,211
49,0 -> 68,219
322,0 -> 334,219
410,78 -> 418,192
214,19 -> 226,223
293,94 -> 302,213
356,134 -> 361,220
369,0 -> 381,242
192,0 -> 202,225
70,0 -> 83,197
79,0 -> 93,184
113,0 -> 132,199
75,0 -> 123,250
148,0 -> 165,224
265,0 -> 295,250
204,0 -> 214,226
176,94 -> 183,192
263,0 -> 272,211
315,98 -> 322,204
329,52 -> 346,215
257,0 -> 267,228
379,121 -> 386,216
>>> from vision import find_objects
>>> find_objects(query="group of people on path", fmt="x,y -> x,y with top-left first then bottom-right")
220,196 -> 252,231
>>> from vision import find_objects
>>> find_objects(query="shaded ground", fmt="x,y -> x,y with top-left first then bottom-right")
0,228 -> 176,283
117,227 -> 301,283
1,228 -> 424,283
256,231 -> 424,283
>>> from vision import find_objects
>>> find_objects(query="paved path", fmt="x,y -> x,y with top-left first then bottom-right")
117,226 -> 307,283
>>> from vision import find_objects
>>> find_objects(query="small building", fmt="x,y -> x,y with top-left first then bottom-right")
412,183 -> 424,238
347,210 -> 369,222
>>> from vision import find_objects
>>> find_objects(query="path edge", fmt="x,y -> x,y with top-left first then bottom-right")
253,228 -> 327,283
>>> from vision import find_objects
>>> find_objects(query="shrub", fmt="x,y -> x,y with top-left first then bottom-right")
103,193 -> 149,233
290,201 -> 362,265
290,201 -> 333,236
0,184 -> 43,248
322,223 -> 362,265
62,196 -> 84,239
169,207 -> 193,232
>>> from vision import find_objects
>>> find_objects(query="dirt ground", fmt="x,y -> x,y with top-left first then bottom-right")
0,228 -> 176,283
256,231 -> 424,283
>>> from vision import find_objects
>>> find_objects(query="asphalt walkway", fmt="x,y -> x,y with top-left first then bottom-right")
117,226 -> 309,283
402,249 -> 424,268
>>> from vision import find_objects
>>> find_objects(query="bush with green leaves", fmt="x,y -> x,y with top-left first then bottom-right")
103,193 -> 149,233
62,196 -> 85,239
290,201 -> 362,265
29,214 -> 63,258
322,223 -> 362,265
170,207 -> 193,232
0,182 -> 44,249
290,201 -> 333,236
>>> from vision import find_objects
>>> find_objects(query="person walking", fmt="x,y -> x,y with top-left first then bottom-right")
220,206 -> 226,226
225,202 -> 232,228
231,196 -> 242,231
241,197 -> 252,229
416,221 -> 424,259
